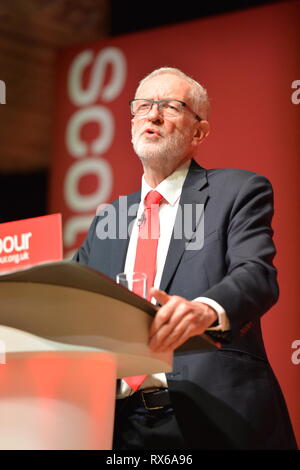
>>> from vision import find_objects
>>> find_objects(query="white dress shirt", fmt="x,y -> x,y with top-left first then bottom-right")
118,160 -> 230,397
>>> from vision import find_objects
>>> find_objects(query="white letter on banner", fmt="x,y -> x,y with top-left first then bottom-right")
3,236 -> 14,253
0,80 -> 6,104
63,215 -> 94,247
64,157 -> 113,212
66,106 -> 114,158
291,340 -> 300,365
68,47 -> 127,106
291,80 -> 300,105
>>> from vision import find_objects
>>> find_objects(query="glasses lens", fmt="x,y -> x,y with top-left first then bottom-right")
132,100 -> 151,115
131,99 -> 184,117
161,100 -> 182,117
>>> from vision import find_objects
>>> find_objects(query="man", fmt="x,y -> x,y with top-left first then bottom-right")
74,67 -> 297,449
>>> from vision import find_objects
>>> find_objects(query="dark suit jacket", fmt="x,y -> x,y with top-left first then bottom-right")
74,159 -> 297,449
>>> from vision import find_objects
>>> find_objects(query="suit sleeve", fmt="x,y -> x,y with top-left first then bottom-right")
201,174 -> 279,337
72,216 -> 98,265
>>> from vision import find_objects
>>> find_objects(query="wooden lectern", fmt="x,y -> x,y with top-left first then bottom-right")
0,262 -> 215,450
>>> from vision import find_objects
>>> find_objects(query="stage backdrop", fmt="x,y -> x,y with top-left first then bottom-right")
50,1 -> 300,445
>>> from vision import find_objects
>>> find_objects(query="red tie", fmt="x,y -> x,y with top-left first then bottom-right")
123,190 -> 164,392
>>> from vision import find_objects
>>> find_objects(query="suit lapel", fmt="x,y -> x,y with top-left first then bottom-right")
110,190 -> 141,279
159,160 -> 209,293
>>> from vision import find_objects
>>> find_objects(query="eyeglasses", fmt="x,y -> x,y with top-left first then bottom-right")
129,99 -> 201,121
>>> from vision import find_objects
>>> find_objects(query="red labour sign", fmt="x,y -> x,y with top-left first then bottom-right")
0,214 -> 62,274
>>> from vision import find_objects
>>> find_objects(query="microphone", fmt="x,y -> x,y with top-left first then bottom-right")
137,211 -> 146,226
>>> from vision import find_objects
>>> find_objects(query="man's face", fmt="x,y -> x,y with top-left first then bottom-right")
131,74 -> 203,171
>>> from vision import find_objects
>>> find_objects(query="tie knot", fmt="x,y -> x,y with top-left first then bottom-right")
144,190 -> 163,209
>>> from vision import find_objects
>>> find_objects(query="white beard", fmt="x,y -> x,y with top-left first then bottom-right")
132,130 -> 192,164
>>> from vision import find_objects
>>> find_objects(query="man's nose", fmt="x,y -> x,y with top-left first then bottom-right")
147,103 -> 163,121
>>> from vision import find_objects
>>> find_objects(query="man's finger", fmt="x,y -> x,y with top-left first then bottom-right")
150,313 -> 197,352
149,302 -> 192,346
150,288 -> 170,305
149,301 -> 173,338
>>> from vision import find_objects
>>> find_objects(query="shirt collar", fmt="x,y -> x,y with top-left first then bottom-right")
141,160 -> 191,206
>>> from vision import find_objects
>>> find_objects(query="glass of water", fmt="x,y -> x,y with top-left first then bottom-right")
116,272 -> 147,299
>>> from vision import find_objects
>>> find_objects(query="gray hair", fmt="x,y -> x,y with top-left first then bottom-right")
135,67 -> 210,120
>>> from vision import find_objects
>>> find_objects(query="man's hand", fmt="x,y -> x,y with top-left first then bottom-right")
148,288 -> 218,352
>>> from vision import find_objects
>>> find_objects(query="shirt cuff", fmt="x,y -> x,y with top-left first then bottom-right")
193,297 -> 231,331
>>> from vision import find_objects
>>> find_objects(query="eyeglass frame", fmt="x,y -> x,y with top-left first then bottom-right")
129,98 -> 202,121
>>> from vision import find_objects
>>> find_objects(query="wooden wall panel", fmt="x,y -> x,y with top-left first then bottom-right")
0,0 -> 110,172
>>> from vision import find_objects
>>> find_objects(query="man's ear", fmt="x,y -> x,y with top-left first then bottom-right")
193,120 -> 209,147
193,120 -> 210,144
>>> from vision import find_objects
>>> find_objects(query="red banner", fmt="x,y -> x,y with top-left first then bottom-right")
0,214 -> 62,274
50,1 -> 300,444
